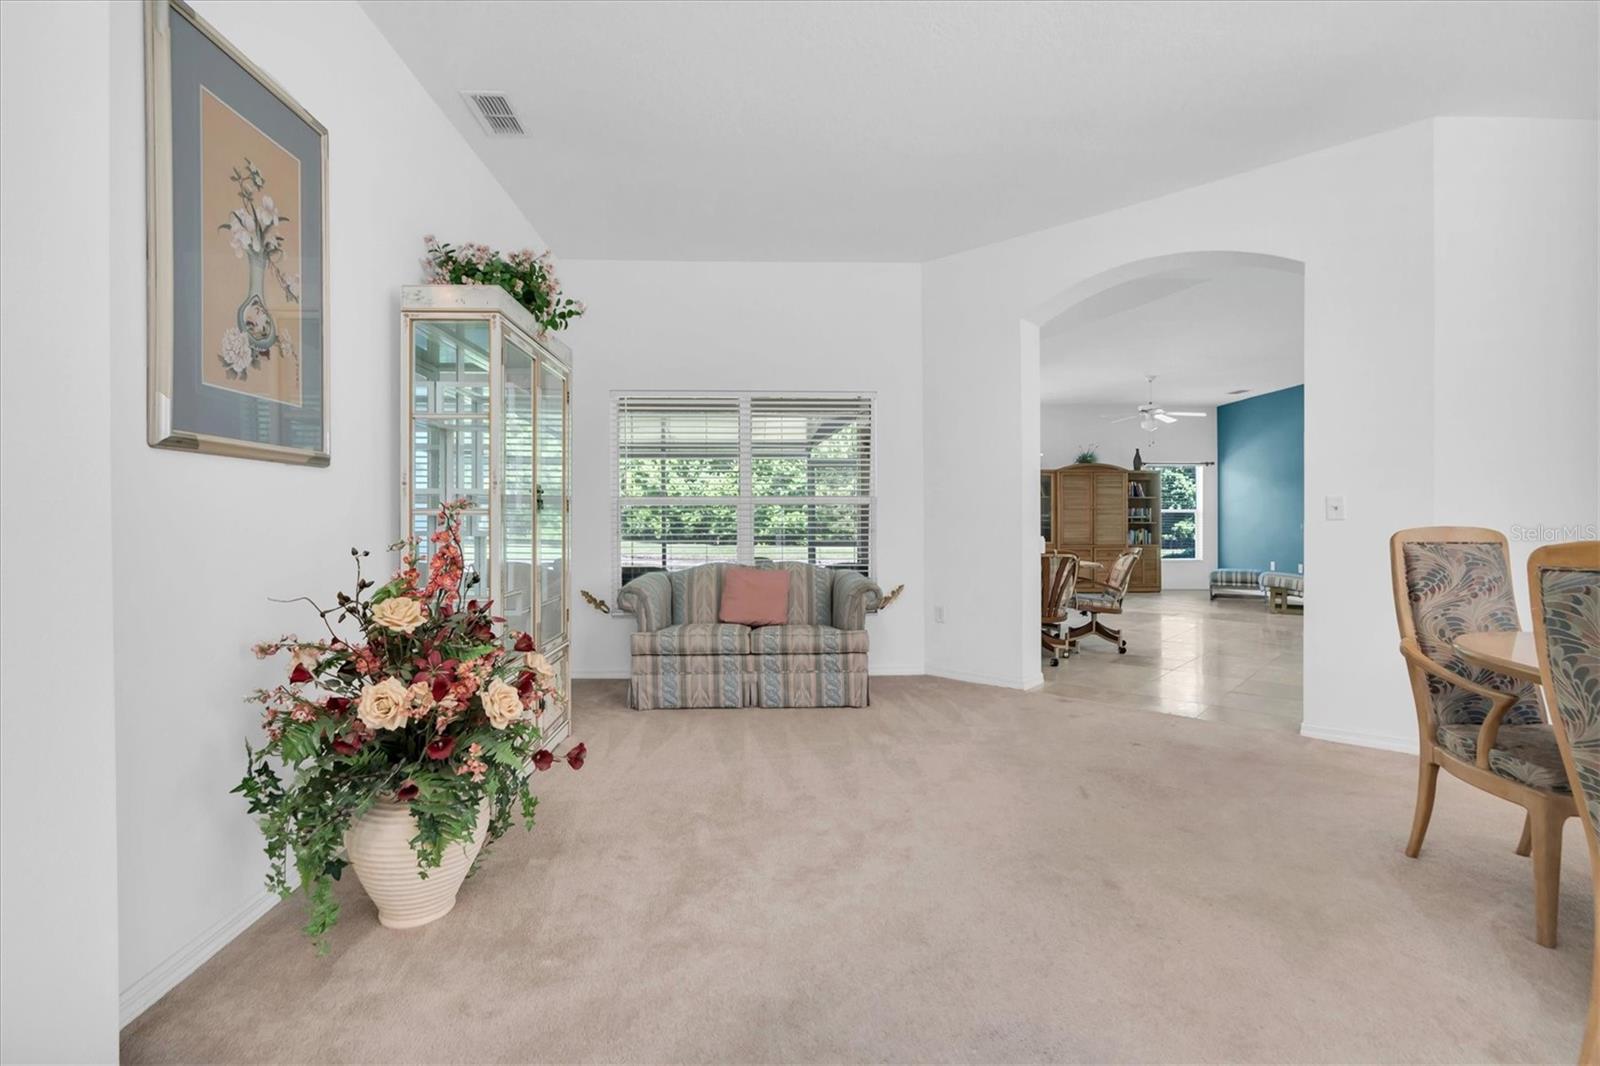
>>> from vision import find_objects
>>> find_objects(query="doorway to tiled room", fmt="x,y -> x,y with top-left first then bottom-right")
1032,251 -> 1306,734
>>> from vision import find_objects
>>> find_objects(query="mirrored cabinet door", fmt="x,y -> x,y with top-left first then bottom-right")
403,286 -> 573,738
500,332 -> 536,637
536,359 -> 569,651
410,318 -> 491,583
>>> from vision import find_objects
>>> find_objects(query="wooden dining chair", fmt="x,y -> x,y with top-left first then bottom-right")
1042,553 -> 1079,667
1391,527 -> 1576,947
1069,547 -> 1141,654
1528,540 -> 1600,1063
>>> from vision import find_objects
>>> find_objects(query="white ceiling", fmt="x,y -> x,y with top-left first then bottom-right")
362,1 -> 1597,262
1039,264 -> 1304,407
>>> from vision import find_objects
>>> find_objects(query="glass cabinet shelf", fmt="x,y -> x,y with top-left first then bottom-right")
401,285 -> 572,747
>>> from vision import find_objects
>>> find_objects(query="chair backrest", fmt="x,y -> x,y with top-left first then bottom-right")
1042,553 -> 1079,622
1106,547 -> 1141,596
1528,542 -> 1600,865
1388,527 -> 1542,731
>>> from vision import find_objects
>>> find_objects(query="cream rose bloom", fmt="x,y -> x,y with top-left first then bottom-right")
371,596 -> 425,634
524,651 -> 554,678
405,681 -> 435,718
357,677 -> 410,731
481,678 -> 524,729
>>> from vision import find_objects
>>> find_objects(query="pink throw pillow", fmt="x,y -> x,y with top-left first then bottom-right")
719,567 -> 790,626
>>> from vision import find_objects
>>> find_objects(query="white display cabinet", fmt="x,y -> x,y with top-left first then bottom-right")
400,285 -> 572,746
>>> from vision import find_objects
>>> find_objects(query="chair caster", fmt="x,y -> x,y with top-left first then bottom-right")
1049,656 -> 1060,667
1117,643 -> 1127,654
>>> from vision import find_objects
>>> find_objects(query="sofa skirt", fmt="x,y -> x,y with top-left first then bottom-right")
629,654 -> 746,710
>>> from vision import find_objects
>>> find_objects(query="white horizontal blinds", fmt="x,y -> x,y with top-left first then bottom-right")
616,396 -> 742,583
613,393 -> 875,592
750,395 -> 872,574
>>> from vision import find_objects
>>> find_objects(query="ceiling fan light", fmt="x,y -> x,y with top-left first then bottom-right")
1140,417 -> 1158,432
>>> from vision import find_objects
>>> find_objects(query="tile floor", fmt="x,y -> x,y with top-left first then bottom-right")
1042,588 -> 1304,733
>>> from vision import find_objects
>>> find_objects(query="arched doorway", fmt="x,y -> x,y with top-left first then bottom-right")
1028,251 -> 1307,732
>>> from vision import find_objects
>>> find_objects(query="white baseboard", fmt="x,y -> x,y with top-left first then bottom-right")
120,889 -> 279,1027
1299,722 -> 1418,754
925,665 -> 1036,690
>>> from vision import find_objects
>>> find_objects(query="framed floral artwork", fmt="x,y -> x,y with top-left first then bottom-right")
145,0 -> 329,465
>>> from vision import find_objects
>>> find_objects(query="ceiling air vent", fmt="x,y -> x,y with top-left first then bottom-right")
461,91 -> 526,137
1226,388 -> 1251,396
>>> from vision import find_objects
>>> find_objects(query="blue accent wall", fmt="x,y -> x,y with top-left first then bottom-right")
1217,385 -> 1304,573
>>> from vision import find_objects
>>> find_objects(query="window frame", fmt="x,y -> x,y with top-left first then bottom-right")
611,390 -> 877,600
1149,462 -> 1203,562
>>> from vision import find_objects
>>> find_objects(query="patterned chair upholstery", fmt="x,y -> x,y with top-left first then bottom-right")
1528,543 -> 1600,1060
617,562 -> 881,710
1398,539 -> 1556,790
1391,527 -> 1579,950
1068,547 -> 1141,653
1041,552 -> 1079,667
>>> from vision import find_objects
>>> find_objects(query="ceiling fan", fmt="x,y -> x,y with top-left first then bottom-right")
1107,375 -> 1207,432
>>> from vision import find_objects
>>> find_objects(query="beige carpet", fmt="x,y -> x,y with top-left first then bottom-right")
122,677 -> 1592,1064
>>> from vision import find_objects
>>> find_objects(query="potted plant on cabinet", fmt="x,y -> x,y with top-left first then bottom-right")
236,499 -> 583,949
420,236 -> 585,334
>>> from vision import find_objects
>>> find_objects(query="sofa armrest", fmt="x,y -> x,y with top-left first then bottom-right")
832,571 -> 882,631
617,572 -> 672,632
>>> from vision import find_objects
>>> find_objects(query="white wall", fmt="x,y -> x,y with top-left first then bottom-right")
925,121 -> 1439,709
103,0 -> 549,1025
1039,404 -> 1218,590
557,260 -> 927,679
0,4 -> 121,1061
924,117 -> 1597,749
1431,118 -> 1599,600
924,120 -> 1436,723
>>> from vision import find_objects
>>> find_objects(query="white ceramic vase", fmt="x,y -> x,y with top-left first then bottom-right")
344,799 -> 491,929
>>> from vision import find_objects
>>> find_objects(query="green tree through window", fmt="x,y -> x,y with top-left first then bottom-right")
616,395 -> 873,586
1154,465 -> 1200,560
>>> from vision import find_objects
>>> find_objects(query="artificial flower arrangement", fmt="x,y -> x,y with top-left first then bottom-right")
421,236 -> 586,334
235,499 -> 582,948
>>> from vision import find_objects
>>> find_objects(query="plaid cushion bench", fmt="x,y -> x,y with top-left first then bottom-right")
1209,569 -> 1263,600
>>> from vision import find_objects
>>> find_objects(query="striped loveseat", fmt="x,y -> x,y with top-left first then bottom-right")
617,562 -> 882,710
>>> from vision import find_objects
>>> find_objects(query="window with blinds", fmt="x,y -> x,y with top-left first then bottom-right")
613,393 -> 874,590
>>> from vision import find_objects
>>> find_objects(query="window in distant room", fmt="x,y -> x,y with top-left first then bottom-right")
1153,464 -> 1201,560
612,393 -> 874,591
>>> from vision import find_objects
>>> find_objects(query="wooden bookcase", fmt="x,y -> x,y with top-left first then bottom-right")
1042,462 -> 1161,592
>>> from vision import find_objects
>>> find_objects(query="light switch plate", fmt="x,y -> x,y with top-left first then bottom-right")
934,605 -> 946,624
1325,495 -> 1346,521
